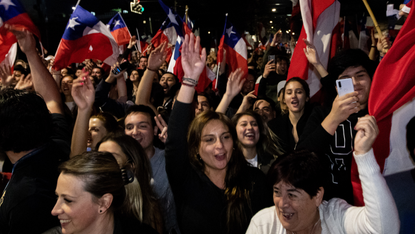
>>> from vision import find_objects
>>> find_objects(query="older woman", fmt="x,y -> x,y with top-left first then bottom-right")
50,151 -> 158,234
165,33 -> 271,234
246,115 -> 399,234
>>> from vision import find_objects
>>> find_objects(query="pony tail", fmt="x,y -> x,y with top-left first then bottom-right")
124,176 -> 144,222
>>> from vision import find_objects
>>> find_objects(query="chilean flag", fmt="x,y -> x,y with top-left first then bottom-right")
0,0 -> 40,66
287,0 -> 341,100
217,14 -> 248,88
348,3 -> 415,206
53,5 -> 119,71
217,15 -> 248,76
151,17 -> 176,62
107,13 -> 131,46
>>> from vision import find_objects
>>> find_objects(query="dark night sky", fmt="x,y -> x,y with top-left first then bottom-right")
20,0 -> 392,53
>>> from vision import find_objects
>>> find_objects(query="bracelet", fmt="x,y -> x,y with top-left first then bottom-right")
147,67 -> 158,72
182,82 -> 196,88
182,77 -> 198,85
371,45 -> 376,48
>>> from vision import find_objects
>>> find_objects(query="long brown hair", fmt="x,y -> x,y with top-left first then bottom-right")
187,110 -> 253,234
232,110 -> 284,157
97,133 -> 164,233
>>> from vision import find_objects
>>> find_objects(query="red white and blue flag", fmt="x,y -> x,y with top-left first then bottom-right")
159,0 -> 214,92
151,17 -> 177,62
53,5 -> 119,71
217,14 -> 248,89
287,0 -> 341,100
107,13 -> 131,46
0,0 -> 40,66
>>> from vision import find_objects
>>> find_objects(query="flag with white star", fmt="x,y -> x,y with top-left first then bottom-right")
0,0 -> 40,66
53,5 -> 119,71
217,14 -> 248,82
107,13 -> 131,46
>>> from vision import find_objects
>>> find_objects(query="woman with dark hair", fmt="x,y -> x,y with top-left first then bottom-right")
96,134 -> 164,234
232,110 -> 283,174
165,33 -> 270,234
50,151 -> 158,234
247,116 -> 399,234
268,77 -> 314,152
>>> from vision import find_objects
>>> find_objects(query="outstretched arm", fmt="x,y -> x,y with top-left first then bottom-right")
136,42 -> 167,111
343,115 -> 399,233
8,25 -> 63,114
216,68 -> 244,114
70,71 -> 95,157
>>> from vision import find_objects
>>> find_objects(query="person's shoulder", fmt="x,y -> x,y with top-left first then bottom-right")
249,206 -> 279,229
320,198 -> 352,220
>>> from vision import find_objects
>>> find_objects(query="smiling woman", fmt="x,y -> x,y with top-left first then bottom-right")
246,116 -> 400,234
48,151 -> 158,234
164,33 -> 272,234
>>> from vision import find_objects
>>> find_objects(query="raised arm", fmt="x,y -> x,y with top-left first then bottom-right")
165,33 -> 206,187
9,25 -> 63,114
70,71 -> 95,157
303,39 -> 328,78
177,34 -> 206,103
215,68 -> 244,114
236,90 -> 256,114
343,115 -> 399,233
135,42 -> 167,110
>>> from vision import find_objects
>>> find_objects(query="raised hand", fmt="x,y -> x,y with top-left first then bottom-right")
322,92 -> 361,135
263,60 -> 275,78
6,24 -> 37,56
128,36 -> 138,49
154,114 -> 168,143
14,74 -> 33,91
72,71 -> 95,111
181,33 -> 206,81
225,68 -> 245,98
0,64 -> 13,87
271,30 -> 282,47
303,39 -> 320,65
354,115 -> 378,155
148,42 -> 167,71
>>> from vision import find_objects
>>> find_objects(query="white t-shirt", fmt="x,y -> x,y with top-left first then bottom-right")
247,154 -> 258,168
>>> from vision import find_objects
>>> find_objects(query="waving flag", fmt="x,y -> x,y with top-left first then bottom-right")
0,0 -> 40,66
107,13 -> 131,46
287,0 -> 341,100
151,17 -> 176,62
217,14 -> 248,79
136,29 -> 149,56
348,3 -> 415,206
53,5 -> 118,71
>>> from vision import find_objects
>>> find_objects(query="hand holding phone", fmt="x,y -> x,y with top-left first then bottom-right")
336,78 -> 354,97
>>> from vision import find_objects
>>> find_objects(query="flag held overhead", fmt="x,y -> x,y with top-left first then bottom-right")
53,5 -> 119,71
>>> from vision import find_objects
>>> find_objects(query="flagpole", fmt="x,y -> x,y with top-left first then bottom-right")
361,0 -> 381,36
75,0 -> 81,7
118,12 -> 132,37
135,28 -> 140,52
185,5 -> 189,25
216,13 -> 228,89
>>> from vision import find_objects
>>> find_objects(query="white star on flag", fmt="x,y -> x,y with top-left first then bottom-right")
89,45 -> 93,51
0,0 -> 16,11
67,17 -> 80,30
226,26 -> 235,38
114,20 -> 121,27
167,9 -> 179,26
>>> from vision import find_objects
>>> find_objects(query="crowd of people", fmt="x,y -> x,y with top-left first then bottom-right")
0,15 -> 412,234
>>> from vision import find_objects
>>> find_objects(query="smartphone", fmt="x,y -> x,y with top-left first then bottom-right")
112,62 -> 130,75
336,78 -> 354,97
268,55 -> 275,63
